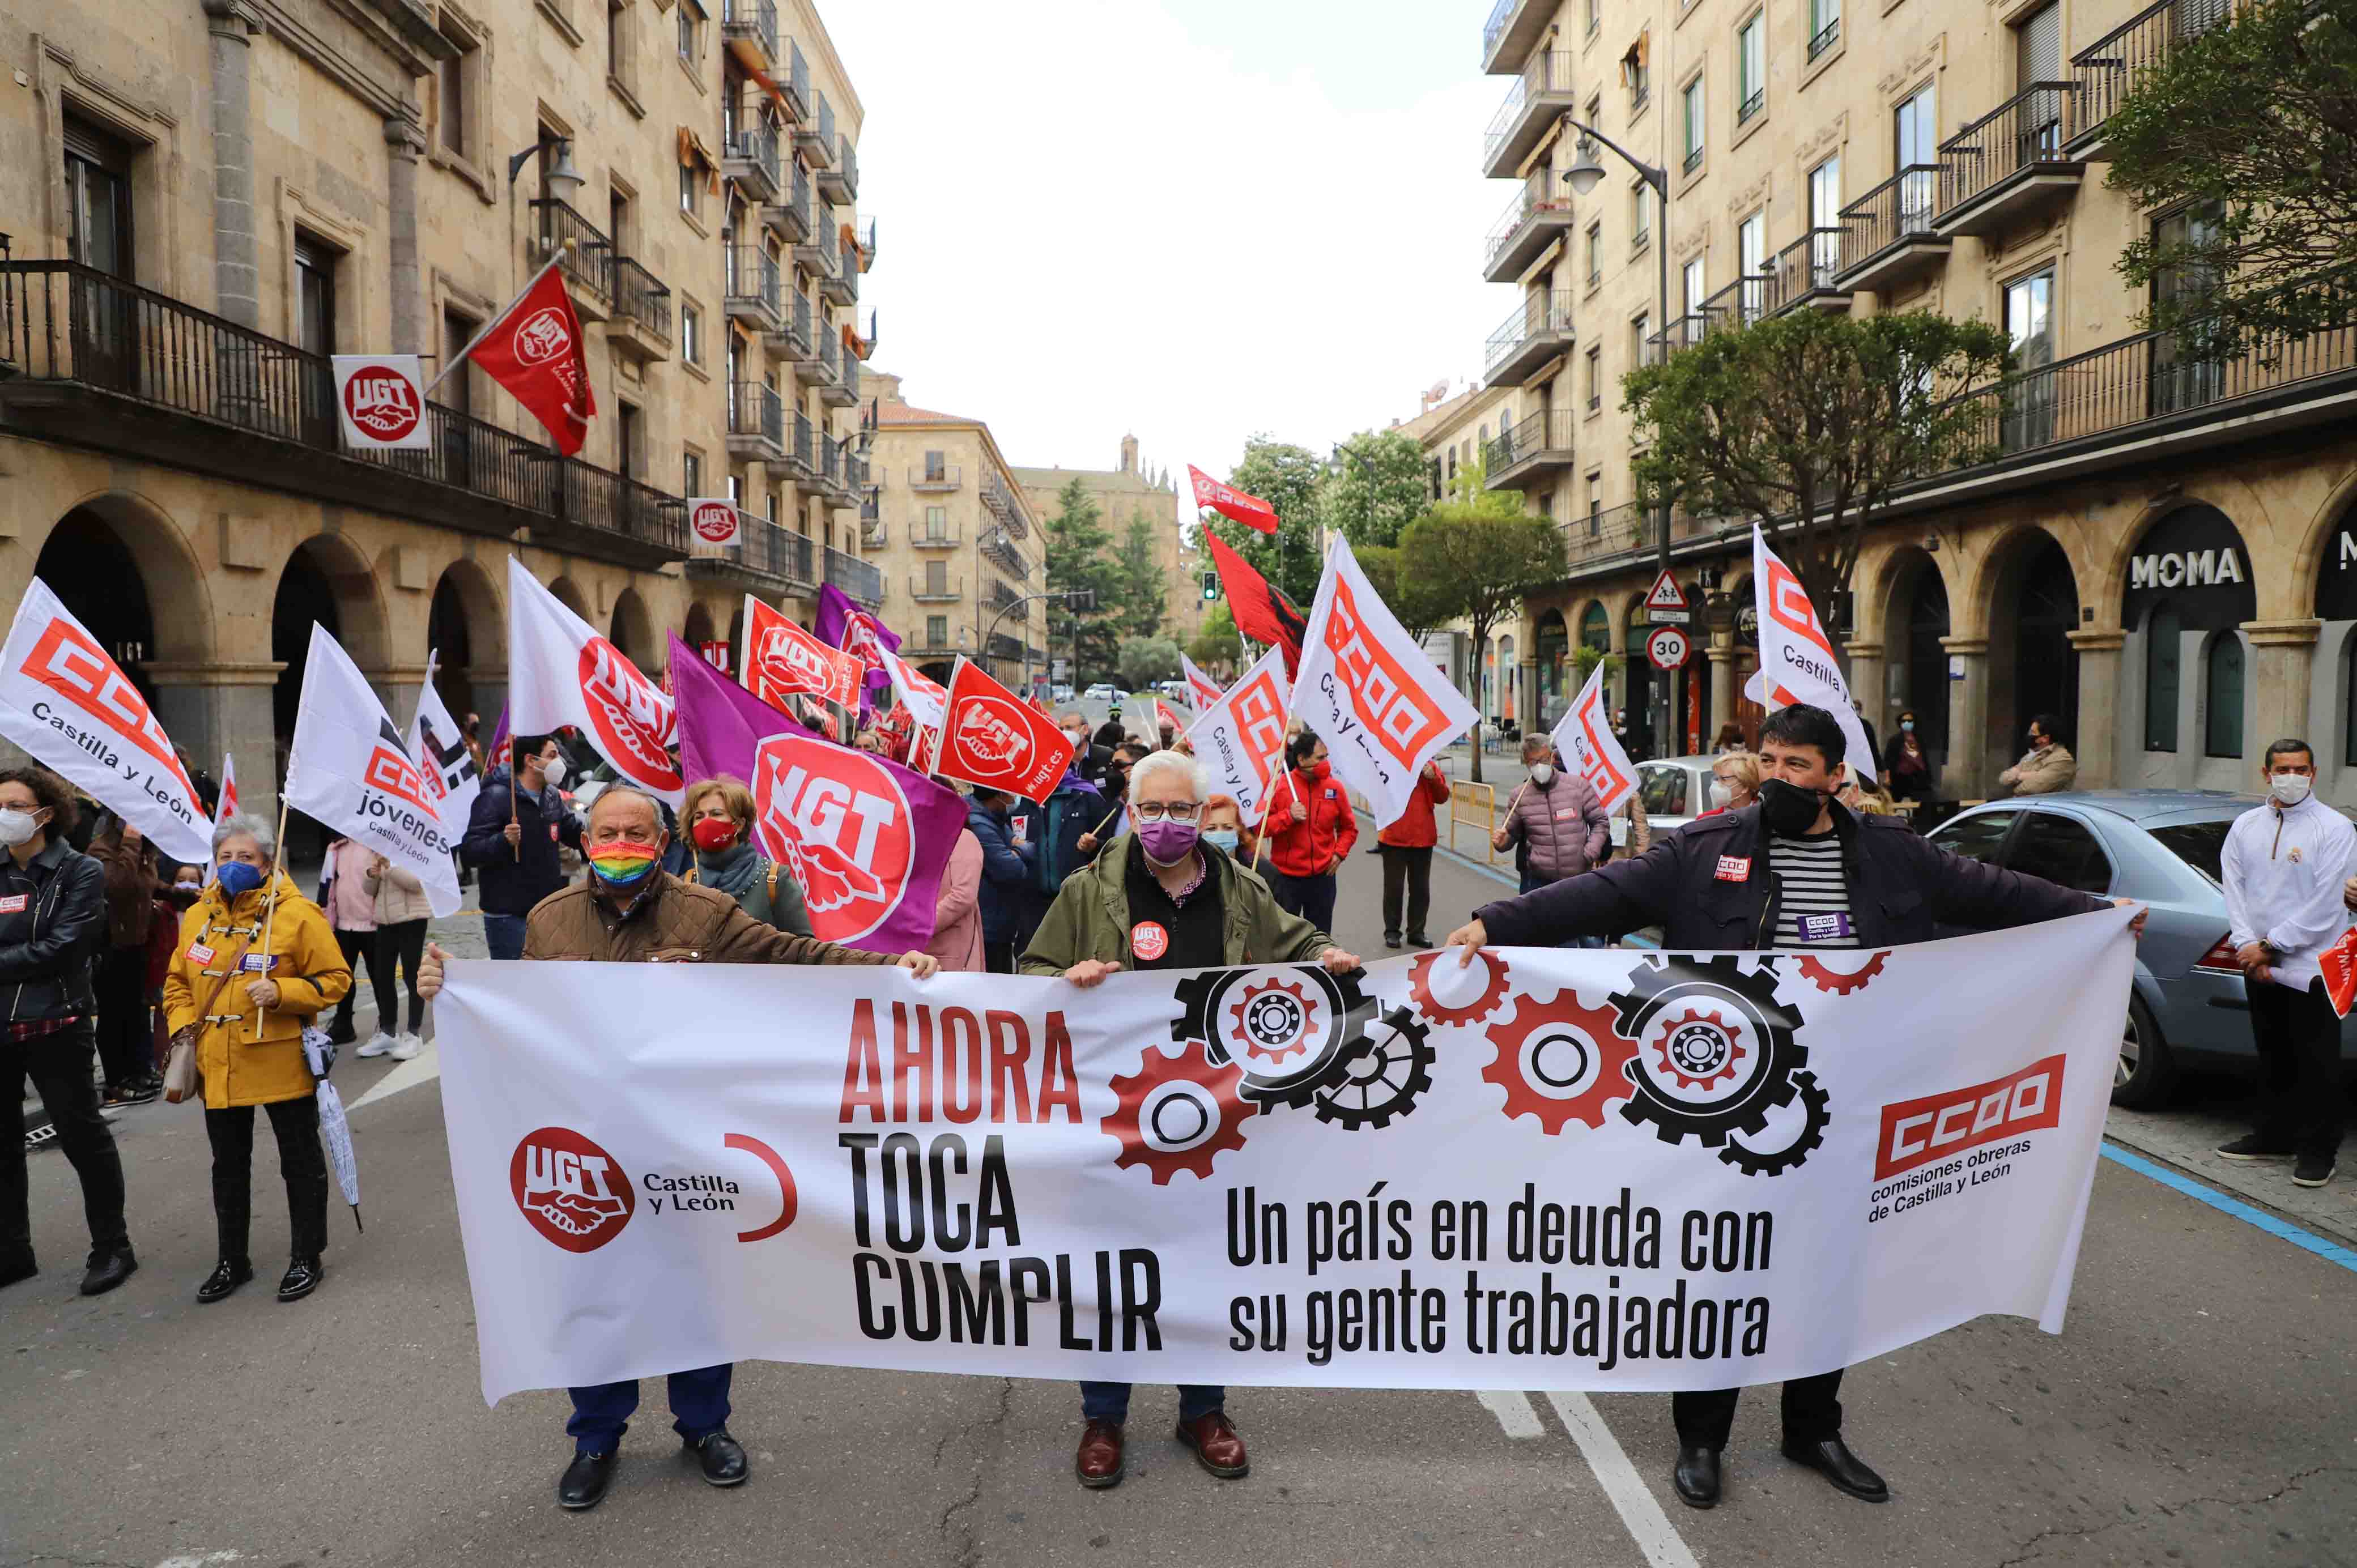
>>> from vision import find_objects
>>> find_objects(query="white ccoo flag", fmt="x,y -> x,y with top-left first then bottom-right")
506,557 -> 682,803
1180,651 -> 1225,712
203,751 -> 241,884
1745,526 -> 1877,782
409,658 -> 482,834
1184,645 -> 1292,825
1551,661 -> 1638,818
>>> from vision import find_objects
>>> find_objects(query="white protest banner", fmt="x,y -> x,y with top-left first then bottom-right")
1185,644 -> 1292,824
1551,661 -> 1637,818
1293,536 -> 1478,828
284,625 -> 463,917
1748,526 -> 1877,782
1181,651 -> 1225,713
409,662 -> 482,834
507,556 -> 682,803
330,355 -> 431,451
0,578 -> 212,864
880,647 -> 947,733
436,910 -> 2134,1403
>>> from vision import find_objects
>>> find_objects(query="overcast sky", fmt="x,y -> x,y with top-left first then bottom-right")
826,0 -> 1514,519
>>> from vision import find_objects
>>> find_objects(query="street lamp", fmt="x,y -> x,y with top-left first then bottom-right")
988,587 -> 1095,699
507,135 -> 584,205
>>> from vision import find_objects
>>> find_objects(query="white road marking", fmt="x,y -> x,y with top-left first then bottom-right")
1545,1392 -> 1701,1568
1477,1389 -> 1546,1438
347,1038 -> 441,1111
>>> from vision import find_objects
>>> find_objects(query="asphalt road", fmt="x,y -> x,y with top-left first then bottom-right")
4,851 -> 2354,1568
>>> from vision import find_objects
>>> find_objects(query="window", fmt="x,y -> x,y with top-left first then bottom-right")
924,560 -> 949,595
1585,221 -> 1602,287
678,0 -> 702,63
1586,0 -> 1599,37
681,301 -> 702,365
2002,270 -> 2056,449
1737,15 -> 1765,122
927,615 -> 950,647
2144,602 -> 2181,752
616,399 -> 641,479
1585,345 -> 1603,412
294,234 -> 338,355
1808,0 -> 1840,62
607,0 -> 635,92
1632,182 -> 1653,251
924,449 -> 947,482
441,306 -> 479,416
2004,812 -> 2112,896
763,490 -> 778,526
2015,2 -> 2059,91
1632,313 -> 1651,367
436,19 -> 480,159
2203,631 -> 2244,758
1623,35 -> 1650,109
2150,819 -> 2230,885
1588,494 -> 1602,535
1929,810 -> 2018,864
679,160 -> 700,219
1683,256 -> 1705,315
924,505 -> 947,539
1738,210 -> 1765,321
1807,157 -> 1841,282
1895,85 -> 1937,225
683,450 -> 703,495
1682,76 -> 1705,170
609,186 -> 633,254
2152,202 -> 2225,411
64,118 -> 135,280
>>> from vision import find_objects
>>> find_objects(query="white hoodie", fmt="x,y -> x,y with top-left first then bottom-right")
2220,794 -> 2357,991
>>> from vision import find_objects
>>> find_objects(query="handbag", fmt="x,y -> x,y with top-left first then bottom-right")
162,934 -> 256,1106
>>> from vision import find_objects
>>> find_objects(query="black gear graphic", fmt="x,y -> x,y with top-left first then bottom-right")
1607,954 -> 1807,1148
1312,1006 -> 1435,1131
1716,1070 -> 1831,1177
1173,964 -> 1377,1109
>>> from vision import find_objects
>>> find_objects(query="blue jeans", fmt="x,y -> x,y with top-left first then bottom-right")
567,1364 -> 733,1454
1080,1381 -> 1224,1424
483,913 -> 527,961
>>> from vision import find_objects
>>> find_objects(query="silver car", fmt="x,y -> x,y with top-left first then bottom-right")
1611,754 -> 1720,849
1922,790 -> 2357,1106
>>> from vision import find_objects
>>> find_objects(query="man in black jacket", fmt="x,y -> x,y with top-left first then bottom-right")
0,767 -> 135,1296
461,736 -> 582,960
1445,704 -> 2139,1512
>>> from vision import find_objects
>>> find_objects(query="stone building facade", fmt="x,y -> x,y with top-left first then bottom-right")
1014,439 -> 1204,662
1476,0 -> 2357,795
0,0 -> 880,832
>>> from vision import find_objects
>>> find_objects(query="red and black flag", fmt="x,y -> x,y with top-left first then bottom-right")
1203,530 -> 1307,679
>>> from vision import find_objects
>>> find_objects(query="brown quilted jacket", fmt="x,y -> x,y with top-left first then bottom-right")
521,871 -> 895,966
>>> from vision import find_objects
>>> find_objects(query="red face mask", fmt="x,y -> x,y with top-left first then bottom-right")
690,816 -> 739,853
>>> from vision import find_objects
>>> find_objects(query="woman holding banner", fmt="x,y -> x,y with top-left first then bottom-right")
163,815 -> 351,1305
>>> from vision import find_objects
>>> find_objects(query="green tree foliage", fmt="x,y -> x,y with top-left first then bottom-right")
1113,510 -> 1169,641
1398,501 -> 1566,783
1199,438 -> 1327,609
2109,0 -> 2357,362
1041,478 -> 1120,684
1622,309 -> 2010,624
1322,429 -> 1433,549
1117,636 -> 1182,692
1188,603 -> 1242,672
1358,543 -> 1457,646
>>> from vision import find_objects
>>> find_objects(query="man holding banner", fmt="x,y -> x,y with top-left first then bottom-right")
1449,703 -> 2143,1512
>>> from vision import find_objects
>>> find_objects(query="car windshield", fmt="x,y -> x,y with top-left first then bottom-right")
2147,819 -> 2230,887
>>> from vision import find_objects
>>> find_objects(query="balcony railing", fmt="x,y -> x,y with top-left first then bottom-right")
981,469 -> 1027,535
1483,50 -> 1579,178
820,135 -> 857,201
1758,228 -> 1846,316
798,91 -> 836,168
1484,290 -> 1577,380
725,246 -> 782,322
784,40 -> 809,121
2071,0 -> 2232,156
1482,0 -> 1552,74
530,198 -> 614,303
0,261 -> 691,560
985,632 -> 1024,664
986,580 -> 1024,615
688,513 -> 816,590
910,463 -> 963,491
1833,164 -> 1944,287
827,544 -> 883,608
980,526 -> 1029,579
815,329 -> 841,386
727,381 -> 785,453
1737,87 -> 1764,126
1483,169 -> 1579,283
1806,15 -> 1839,61
1935,82 -> 2079,231
773,288 -> 813,360
721,0 -> 777,62
769,164 -> 812,242
910,522 -> 963,547
611,255 -> 672,342
1484,408 -> 1576,482
722,123 -> 782,200
790,410 -> 816,476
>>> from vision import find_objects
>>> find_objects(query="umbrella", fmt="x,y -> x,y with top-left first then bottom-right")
304,1028 -> 363,1232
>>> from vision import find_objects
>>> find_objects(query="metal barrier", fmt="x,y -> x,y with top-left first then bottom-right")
1449,779 -> 1499,866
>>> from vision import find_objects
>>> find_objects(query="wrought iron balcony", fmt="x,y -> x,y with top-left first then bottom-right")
608,255 -> 673,362
1484,168 -> 1579,284
529,198 -> 614,318
1806,14 -> 1839,62
819,229 -> 858,306
910,463 -> 963,492
827,544 -> 883,609
854,218 -> 877,272
687,511 -> 819,595
819,432 -> 860,507
815,331 -> 856,406
784,41 -> 809,122
724,246 -> 784,331
909,522 -> 963,548
1758,228 -> 1849,317
1833,164 -> 1947,293
792,217 -> 836,279
726,381 -> 785,462
1483,51 -> 1579,180
1737,87 -> 1764,127
1484,291 -> 1577,386
1484,408 -> 1576,489
986,579 -> 1024,615
764,164 -> 812,243
1482,0 -> 1554,75
980,469 -> 1028,537
980,525 -> 1028,578
720,0 -> 777,66
2071,0 -> 2223,161
788,410 -> 816,478
722,123 -> 782,204
985,632 -> 1024,664
797,91 -> 836,168
769,288 -> 814,364
1935,83 -> 2083,238
819,134 -> 856,203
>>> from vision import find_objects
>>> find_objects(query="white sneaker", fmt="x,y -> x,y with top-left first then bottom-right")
389,1033 -> 422,1061
356,1032 -> 396,1058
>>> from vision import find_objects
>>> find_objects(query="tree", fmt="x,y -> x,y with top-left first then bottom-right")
1041,478 -> 1120,685
1322,429 -> 1433,549
1113,510 -> 1169,641
1622,309 -> 2010,628
1398,501 -> 1567,784
1199,438 -> 1326,609
1188,603 -> 1242,672
2108,0 -> 2357,364
1117,636 -> 1182,692
1358,543 -> 1457,646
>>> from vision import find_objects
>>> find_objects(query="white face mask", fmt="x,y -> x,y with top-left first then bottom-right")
0,808 -> 39,847
539,756 -> 566,787
1065,729 -> 1088,746
1529,764 -> 1555,787
1709,781 -> 1734,809
2270,773 -> 2313,807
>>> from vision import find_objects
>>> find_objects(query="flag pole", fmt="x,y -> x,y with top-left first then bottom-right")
422,251 -> 569,399
249,791 -> 293,1037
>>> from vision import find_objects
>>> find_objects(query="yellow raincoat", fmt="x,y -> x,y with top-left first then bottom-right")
161,872 -> 351,1110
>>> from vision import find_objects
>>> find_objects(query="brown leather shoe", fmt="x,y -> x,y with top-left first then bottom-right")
1075,1419 -> 1125,1489
1176,1411 -> 1249,1478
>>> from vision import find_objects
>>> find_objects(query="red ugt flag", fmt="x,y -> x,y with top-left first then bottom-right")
1188,465 -> 1280,535
934,658 -> 1077,804
466,262 -> 596,455
2324,927 -> 2357,1018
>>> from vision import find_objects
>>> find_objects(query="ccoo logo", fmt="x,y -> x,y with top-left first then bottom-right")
510,1126 -> 636,1252
750,734 -> 914,943
576,636 -> 680,791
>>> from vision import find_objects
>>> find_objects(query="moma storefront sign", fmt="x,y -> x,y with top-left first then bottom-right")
2122,504 -> 2256,633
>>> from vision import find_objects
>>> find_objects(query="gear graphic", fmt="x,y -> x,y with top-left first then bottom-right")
1101,1040 -> 1254,1184
1481,987 -> 1639,1135
1717,1070 -> 1831,1177
1312,1006 -> 1435,1131
1655,1007 -> 1748,1090
1227,975 -> 1321,1066
1794,952 -> 1888,996
1173,965 -> 1377,1109
1608,955 -> 1808,1149
1406,947 -> 1514,1028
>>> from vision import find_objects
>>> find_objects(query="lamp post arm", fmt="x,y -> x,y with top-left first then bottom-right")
1559,116 -> 1667,194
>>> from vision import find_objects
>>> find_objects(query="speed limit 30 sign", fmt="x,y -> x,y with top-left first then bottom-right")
1646,625 -> 1692,672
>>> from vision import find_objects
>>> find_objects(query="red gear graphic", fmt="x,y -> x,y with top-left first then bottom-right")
1102,1041 -> 1254,1184
1654,1007 -> 1747,1090
1482,989 -> 1638,1134
1407,948 -> 1513,1028
1227,975 -> 1321,1066
1796,952 -> 1888,996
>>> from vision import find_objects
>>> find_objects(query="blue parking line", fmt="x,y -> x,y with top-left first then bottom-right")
2101,1143 -> 2357,1276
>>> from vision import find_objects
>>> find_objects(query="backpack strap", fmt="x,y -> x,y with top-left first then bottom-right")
767,862 -> 780,903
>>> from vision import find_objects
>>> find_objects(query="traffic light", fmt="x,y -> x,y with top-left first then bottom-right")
1066,588 -> 1097,612
1201,571 -> 1219,602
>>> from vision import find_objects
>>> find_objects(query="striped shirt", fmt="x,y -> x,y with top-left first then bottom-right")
1769,829 -> 1860,949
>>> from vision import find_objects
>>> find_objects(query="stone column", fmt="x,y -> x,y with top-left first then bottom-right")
1842,640 -> 1886,741
202,1 -> 263,326
143,661 -> 285,829
368,663 -> 435,739
384,112 -> 429,354
2244,620 -> 2322,753
2066,629 -> 2126,790
1938,636 -> 1989,798
1707,633 -> 1739,737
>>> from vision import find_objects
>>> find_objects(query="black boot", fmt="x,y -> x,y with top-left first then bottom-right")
559,1450 -> 618,1510
1673,1445 -> 1721,1509
196,1258 -> 253,1303
79,1247 -> 137,1296
276,1255 -> 324,1302
0,1251 -> 34,1290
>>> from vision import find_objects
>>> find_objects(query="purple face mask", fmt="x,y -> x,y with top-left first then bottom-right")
1137,817 -> 1199,865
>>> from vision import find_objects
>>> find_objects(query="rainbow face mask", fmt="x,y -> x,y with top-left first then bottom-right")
586,844 -> 661,889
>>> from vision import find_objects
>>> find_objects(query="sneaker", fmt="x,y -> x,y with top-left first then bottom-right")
2216,1133 -> 2297,1163
355,1032 -> 397,1058
389,1033 -> 422,1062
24,1116 -> 56,1154
2293,1153 -> 2337,1189
112,1080 -> 161,1106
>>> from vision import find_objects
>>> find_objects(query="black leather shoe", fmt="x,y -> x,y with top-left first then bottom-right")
1672,1445 -> 1721,1509
688,1428 -> 748,1487
1384,936 -> 1403,950
195,1258 -> 252,1304
79,1247 -> 137,1296
276,1255 -> 324,1302
558,1450 -> 617,1511
1782,1436 -> 1888,1502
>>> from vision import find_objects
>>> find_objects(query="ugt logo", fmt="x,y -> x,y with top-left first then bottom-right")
513,305 -> 572,367
953,697 -> 1031,768
510,1126 -> 636,1252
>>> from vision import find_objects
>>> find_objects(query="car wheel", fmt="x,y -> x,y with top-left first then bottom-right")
2111,991 -> 2176,1109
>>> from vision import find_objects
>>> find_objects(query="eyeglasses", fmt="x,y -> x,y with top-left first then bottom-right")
1131,802 -> 1202,823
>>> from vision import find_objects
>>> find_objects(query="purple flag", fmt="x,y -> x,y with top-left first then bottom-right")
670,635 -> 961,956
814,582 -> 899,716
484,701 -> 511,773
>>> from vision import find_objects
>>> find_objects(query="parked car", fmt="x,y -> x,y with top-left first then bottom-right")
1610,754 -> 1718,849
1083,683 -> 1118,701
1922,790 -> 2357,1106
1050,684 -> 1074,704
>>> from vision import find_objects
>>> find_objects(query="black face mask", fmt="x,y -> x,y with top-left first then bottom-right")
1756,778 -> 1826,837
